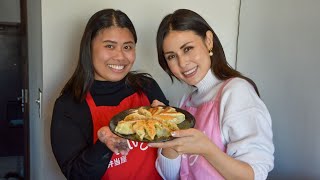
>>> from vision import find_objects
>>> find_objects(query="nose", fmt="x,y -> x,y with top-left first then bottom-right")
178,55 -> 189,68
113,47 -> 125,61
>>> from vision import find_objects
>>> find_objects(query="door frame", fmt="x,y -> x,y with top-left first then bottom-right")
20,0 -> 30,179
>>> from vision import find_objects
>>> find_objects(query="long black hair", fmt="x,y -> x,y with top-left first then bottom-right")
62,9 -> 151,102
156,9 -> 259,96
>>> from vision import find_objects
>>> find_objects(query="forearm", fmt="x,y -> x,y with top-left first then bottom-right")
51,96 -> 115,179
61,141 -> 113,179
51,120 -> 112,179
202,142 -> 254,180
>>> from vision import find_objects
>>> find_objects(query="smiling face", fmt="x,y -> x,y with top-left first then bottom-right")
162,30 -> 213,86
91,26 -> 136,82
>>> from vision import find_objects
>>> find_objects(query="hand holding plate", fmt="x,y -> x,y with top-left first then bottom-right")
148,128 -> 213,156
97,126 -> 130,155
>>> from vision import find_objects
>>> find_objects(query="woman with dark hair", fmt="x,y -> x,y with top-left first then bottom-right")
51,9 -> 167,180
149,9 -> 274,180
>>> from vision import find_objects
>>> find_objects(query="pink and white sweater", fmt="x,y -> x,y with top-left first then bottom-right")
156,70 -> 274,180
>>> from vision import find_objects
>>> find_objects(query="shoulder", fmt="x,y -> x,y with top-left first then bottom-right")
53,93 -> 89,117
220,78 -> 271,123
221,77 -> 258,99
225,77 -> 256,92
52,93 -> 92,134
220,78 -> 264,114
54,93 -> 77,107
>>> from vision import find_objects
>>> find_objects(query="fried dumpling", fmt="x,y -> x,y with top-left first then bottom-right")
152,114 -> 177,123
115,106 -> 186,141
132,121 -> 146,141
144,120 -> 158,140
138,107 -> 152,117
162,106 -> 176,113
160,120 -> 179,131
149,106 -> 164,115
154,121 -> 171,138
123,113 -> 146,121
157,112 -> 185,124
115,120 -> 136,135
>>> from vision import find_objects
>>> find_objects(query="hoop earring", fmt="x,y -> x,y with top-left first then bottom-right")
209,49 -> 213,56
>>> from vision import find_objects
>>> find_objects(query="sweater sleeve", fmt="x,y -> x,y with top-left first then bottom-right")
220,78 -> 274,180
155,148 -> 181,180
50,95 -> 113,180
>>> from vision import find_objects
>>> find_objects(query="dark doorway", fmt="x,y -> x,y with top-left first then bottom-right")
0,0 -> 29,179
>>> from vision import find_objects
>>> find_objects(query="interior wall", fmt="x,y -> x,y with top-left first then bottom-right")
0,0 -> 20,23
40,0 -> 240,179
237,0 -> 320,179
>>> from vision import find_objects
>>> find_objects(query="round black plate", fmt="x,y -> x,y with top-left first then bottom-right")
109,106 -> 195,143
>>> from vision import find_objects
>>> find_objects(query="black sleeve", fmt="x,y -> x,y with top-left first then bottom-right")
142,77 -> 169,106
50,95 -> 113,180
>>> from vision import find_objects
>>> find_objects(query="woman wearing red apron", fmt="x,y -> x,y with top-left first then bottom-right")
51,9 -> 167,180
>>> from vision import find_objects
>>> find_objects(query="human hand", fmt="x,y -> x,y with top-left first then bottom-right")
97,126 -> 130,156
148,128 -> 213,156
151,99 -> 165,107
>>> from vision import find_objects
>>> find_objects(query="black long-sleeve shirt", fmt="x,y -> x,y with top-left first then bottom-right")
51,78 -> 168,180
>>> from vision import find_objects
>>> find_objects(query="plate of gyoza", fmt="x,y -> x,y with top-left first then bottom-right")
109,106 -> 195,143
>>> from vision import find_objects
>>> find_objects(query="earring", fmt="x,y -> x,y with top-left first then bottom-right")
209,49 -> 213,56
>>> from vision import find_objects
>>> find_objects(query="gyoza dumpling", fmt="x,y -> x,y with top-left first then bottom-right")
144,120 -> 158,140
115,120 -> 136,135
154,121 -> 171,138
132,121 -> 146,141
162,106 -> 176,113
123,112 -> 146,121
152,114 -> 178,124
150,106 -> 164,115
137,107 -> 152,117
161,120 -> 180,131
157,112 -> 185,124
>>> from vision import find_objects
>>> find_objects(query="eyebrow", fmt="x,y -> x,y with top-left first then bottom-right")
164,41 -> 192,54
180,41 -> 192,49
102,40 -> 135,45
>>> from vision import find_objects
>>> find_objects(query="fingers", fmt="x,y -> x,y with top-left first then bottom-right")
148,129 -> 195,148
171,128 -> 195,138
148,139 -> 179,148
105,138 -> 129,155
97,126 -> 112,140
98,127 -> 130,154
97,129 -> 107,142
98,129 -> 106,138
119,149 -> 129,156
106,142 -> 119,154
151,99 -> 165,107
148,142 -> 166,148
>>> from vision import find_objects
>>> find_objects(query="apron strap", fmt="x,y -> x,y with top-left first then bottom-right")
214,78 -> 234,102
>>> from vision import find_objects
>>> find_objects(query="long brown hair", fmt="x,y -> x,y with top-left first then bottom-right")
156,9 -> 260,96
62,9 -> 151,102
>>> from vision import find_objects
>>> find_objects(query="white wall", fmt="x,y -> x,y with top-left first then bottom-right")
238,0 -> 320,179
0,0 -> 20,23
38,0 -> 240,179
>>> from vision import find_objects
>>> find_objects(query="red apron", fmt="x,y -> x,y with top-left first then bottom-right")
86,92 -> 161,180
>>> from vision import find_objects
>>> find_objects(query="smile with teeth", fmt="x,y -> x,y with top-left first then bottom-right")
108,64 -> 125,70
183,67 -> 197,76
